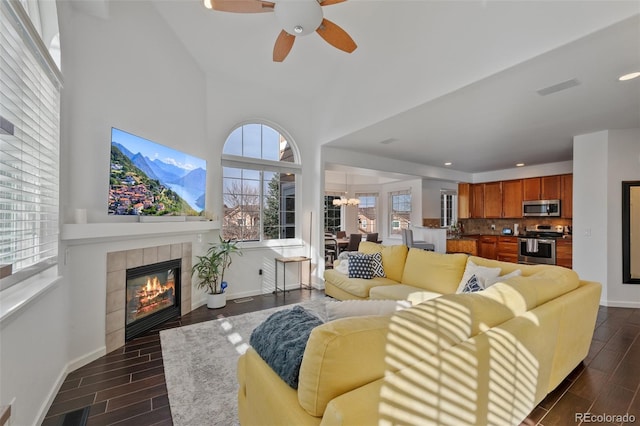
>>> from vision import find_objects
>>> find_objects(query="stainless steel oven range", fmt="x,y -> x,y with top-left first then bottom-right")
518,225 -> 563,265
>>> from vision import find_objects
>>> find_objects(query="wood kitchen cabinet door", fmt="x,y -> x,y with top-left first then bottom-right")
458,183 -> 471,219
502,179 -> 523,218
478,236 -> 497,260
483,182 -> 502,218
561,174 -> 573,218
556,238 -> 573,268
497,236 -> 518,263
471,184 -> 484,218
541,175 -> 561,200
523,178 -> 541,201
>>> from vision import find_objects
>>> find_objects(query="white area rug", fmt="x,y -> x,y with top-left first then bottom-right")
160,299 -> 328,426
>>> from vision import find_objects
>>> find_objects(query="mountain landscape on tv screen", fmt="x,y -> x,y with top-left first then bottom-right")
109,140 -> 206,216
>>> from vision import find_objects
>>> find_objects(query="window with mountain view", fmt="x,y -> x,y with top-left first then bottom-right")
221,123 -> 300,242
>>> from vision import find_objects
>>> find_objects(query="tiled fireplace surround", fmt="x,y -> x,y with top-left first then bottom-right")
105,243 -> 192,353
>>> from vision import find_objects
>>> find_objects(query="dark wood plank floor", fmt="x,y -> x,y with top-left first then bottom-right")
43,294 -> 640,426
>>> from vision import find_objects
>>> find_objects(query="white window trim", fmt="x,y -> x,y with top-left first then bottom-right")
221,122 -> 301,244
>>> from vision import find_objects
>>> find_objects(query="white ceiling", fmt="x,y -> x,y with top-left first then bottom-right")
151,0 -> 640,174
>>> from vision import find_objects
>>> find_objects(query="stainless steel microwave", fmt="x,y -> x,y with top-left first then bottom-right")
522,199 -> 561,217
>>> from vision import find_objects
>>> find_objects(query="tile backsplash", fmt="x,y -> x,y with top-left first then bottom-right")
459,218 -> 572,235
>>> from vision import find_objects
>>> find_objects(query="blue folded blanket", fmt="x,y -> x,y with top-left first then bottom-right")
249,305 -> 324,389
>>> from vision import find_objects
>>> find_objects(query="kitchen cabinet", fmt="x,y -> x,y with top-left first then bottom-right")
446,238 -> 478,256
497,236 -> 518,263
502,179 -> 523,218
458,183 -> 470,219
541,175 -> 561,200
561,174 -> 573,218
471,184 -> 484,218
523,176 -> 561,200
556,238 -> 573,268
483,182 -> 503,218
478,235 -> 497,260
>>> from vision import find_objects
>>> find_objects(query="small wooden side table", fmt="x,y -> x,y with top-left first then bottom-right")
274,256 -> 311,294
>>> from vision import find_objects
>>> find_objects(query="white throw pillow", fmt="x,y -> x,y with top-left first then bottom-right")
455,260 -> 502,293
326,299 -> 412,321
334,259 -> 349,275
484,269 -> 522,287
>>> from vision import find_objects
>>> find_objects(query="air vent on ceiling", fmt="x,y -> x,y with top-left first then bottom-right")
536,78 -> 581,96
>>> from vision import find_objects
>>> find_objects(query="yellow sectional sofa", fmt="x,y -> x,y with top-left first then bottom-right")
325,242 -> 470,303
237,249 -> 602,425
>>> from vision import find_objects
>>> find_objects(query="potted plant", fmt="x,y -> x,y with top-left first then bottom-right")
192,236 -> 242,309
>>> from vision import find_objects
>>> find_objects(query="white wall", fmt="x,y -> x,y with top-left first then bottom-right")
422,179 -> 458,219
573,129 -> 640,307
0,2 -> 214,424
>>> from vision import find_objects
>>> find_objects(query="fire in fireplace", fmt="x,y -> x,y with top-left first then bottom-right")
125,259 -> 181,340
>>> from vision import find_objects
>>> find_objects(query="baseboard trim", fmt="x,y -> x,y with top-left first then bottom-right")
600,299 -> 640,308
35,346 -> 106,426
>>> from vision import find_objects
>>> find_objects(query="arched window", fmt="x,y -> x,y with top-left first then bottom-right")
221,123 -> 301,242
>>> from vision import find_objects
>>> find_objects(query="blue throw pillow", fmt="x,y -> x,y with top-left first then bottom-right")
348,253 -> 373,279
249,306 -> 323,389
462,274 -> 483,293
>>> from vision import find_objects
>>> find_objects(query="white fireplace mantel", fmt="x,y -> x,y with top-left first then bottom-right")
61,220 -> 219,244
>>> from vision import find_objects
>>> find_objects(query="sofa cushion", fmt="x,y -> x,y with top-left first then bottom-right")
369,284 -> 443,305
298,315 -> 392,416
401,249 -> 468,294
249,306 -> 324,389
325,299 -> 411,321
359,242 -> 408,282
324,269 -> 398,298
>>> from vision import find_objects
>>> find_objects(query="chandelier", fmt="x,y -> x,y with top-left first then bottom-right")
332,172 -> 360,206
332,197 -> 360,206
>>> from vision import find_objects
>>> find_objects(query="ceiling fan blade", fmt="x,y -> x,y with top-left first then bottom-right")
205,0 -> 274,13
316,18 -> 357,54
273,30 -> 296,62
320,0 -> 347,6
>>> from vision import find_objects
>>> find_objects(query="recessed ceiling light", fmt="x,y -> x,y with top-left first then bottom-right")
516,163 -> 525,167
619,72 -> 640,81
444,162 -> 452,166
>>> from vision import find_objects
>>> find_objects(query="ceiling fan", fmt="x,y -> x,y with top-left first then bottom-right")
204,0 -> 357,62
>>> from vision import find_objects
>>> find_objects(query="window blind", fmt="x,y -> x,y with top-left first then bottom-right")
1,0 -> 62,289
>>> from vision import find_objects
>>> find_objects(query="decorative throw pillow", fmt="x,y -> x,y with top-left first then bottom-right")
484,269 -> 523,287
249,306 -> 324,389
370,252 -> 386,278
455,260 -> 502,293
334,258 -> 349,275
348,254 -> 373,279
462,274 -> 483,293
326,299 -> 411,321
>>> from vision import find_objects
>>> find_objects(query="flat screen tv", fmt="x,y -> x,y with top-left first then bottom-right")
109,127 -> 206,216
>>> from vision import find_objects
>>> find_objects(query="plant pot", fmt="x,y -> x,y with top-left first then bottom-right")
207,292 -> 226,309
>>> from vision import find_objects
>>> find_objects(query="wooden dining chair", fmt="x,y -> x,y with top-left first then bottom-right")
324,237 -> 338,266
346,233 -> 362,252
366,233 -> 379,242
336,230 -> 347,239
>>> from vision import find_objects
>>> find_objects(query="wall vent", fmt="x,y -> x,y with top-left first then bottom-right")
536,78 -> 581,96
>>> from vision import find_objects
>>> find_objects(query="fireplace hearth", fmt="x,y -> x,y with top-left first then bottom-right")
125,259 -> 181,340
106,243 -> 192,353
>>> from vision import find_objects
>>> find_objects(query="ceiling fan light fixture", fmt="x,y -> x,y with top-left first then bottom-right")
274,0 -> 323,36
